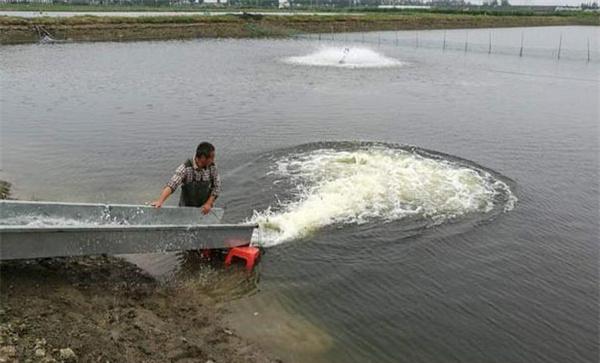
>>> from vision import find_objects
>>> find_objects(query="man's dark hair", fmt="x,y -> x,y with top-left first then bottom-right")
196,142 -> 215,158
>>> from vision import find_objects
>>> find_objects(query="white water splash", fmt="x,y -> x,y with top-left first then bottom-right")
284,47 -> 402,68
1,214 -> 132,227
0,216 -> 102,227
251,147 -> 516,246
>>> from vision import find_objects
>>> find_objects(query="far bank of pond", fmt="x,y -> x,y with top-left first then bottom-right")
1,12 -> 598,44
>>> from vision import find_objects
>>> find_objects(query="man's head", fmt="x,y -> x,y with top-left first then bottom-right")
195,142 -> 215,168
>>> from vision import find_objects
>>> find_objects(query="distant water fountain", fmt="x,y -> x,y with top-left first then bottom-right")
284,46 -> 402,68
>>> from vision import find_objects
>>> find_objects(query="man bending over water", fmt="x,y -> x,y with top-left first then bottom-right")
151,142 -> 221,214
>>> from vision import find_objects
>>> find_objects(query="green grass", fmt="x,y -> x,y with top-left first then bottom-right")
0,180 -> 11,200
1,11 -> 597,27
1,9 -> 597,44
1,2 -> 598,17
0,3 -> 216,12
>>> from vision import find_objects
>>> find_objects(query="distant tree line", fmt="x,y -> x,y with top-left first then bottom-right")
482,0 -> 510,7
13,0 -> 469,6
580,1 -> 598,8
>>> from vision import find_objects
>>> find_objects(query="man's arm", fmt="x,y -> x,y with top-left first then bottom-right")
151,164 -> 185,208
151,186 -> 173,208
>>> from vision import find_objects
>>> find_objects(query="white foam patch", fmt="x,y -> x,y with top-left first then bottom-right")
284,47 -> 402,68
1,214 -> 134,227
250,147 -> 516,246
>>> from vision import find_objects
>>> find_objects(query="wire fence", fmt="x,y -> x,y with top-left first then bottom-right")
295,30 -> 599,62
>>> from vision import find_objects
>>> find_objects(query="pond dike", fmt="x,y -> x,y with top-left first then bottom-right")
0,254 -> 276,363
1,13 -> 598,44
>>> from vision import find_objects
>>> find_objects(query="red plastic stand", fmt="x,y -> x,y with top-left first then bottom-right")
224,246 -> 260,271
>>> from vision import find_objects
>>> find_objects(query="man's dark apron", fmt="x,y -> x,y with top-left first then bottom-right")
178,159 -> 211,207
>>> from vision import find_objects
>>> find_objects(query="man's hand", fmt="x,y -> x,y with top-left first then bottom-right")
150,187 -> 173,209
150,200 -> 163,208
201,201 -> 213,215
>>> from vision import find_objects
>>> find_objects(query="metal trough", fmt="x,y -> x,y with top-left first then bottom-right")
0,200 -> 257,260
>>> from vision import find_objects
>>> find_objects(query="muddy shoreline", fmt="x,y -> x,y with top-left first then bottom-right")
0,254 -> 280,363
1,13 -> 597,44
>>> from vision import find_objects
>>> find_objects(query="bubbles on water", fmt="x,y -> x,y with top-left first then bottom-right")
284,47 -> 402,68
250,144 -> 517,246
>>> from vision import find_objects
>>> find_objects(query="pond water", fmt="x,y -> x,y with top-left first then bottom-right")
1,26 -> 598,363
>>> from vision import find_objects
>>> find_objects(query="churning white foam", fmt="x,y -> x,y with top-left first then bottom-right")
284,47 -> 402,68
250,147 -> 516,246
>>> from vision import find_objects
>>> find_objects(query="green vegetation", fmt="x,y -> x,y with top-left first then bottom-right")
1,11 -> 597,44
0,180 -> 11,200
0,3 -> 255,12
1,2 -> 598,16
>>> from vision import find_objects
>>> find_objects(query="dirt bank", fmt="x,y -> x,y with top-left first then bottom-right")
0,254 -> 280,363
1,13 -> 597,44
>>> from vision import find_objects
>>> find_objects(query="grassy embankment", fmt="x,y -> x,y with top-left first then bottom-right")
0,9 -> 598,44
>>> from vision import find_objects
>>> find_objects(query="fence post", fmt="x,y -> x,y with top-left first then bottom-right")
464,31 -> 468,53
488,31 -> 492,54
443,30 -> 446,51
415,31 -> 419,48
587,37 -> 591,63
557,33 -> 562,60
395,31 -> 399,46
519,32 -> 524,57
331,26 -> 334,41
